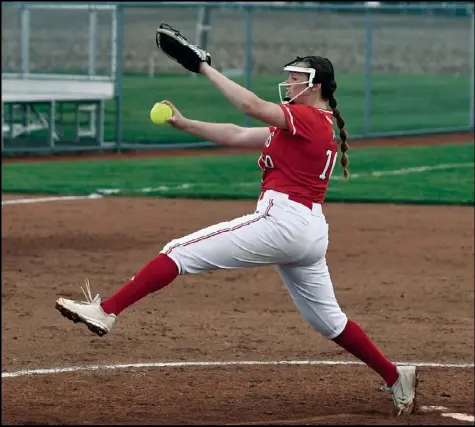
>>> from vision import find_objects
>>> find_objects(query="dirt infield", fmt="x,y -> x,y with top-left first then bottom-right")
1,131 -> 474,424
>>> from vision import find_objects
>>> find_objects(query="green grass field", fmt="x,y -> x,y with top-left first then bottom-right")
109,73 -> 472,143
2,142 -> 474,205
6,72 -> 470,149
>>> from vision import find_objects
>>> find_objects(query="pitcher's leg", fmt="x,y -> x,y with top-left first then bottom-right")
57,199 -> 298,336
100,202 -> 280,317
100,253 -> 179,316
276,259 -> 347,339
161,199 -> 285,274
277,260 -> 399,387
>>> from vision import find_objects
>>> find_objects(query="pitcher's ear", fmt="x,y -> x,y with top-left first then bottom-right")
311,83 -> 321,92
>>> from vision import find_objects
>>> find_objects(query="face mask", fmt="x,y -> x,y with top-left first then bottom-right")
278,65 -> 316,104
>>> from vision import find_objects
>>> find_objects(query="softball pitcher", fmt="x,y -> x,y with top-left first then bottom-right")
55,24 -> 418,416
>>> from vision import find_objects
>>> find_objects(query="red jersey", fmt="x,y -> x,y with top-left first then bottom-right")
257,104 -> 338,204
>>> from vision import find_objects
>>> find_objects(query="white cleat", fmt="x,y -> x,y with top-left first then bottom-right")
55,279 -> 116,337
381,365 -> 419,415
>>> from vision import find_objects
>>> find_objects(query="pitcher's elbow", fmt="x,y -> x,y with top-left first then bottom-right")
241,102 -> 255,116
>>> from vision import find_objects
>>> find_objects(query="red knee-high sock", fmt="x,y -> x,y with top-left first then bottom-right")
100,254 -> 179,316
332,319 -> 399,386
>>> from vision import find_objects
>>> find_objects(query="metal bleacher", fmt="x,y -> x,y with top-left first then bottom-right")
1,2 -> 117,154
1,77 -> 115,151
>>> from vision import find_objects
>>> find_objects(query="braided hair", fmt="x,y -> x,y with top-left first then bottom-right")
285,56 -> 349,179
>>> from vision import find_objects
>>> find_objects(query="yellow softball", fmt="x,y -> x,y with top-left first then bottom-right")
150,102 -> 173,125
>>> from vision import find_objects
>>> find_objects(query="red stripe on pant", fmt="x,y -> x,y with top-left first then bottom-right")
165,199 -> 274,255
101,200 -> 275,316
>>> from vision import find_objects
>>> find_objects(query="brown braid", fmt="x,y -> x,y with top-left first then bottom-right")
328,87 -> 349,179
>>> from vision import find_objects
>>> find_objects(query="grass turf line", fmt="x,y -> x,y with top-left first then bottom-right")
2,143 -> 473,205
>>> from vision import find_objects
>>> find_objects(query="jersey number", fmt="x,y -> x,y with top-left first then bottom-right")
259,150 -> 337,180
258,154 -> 274,171
319,150 -> 338,180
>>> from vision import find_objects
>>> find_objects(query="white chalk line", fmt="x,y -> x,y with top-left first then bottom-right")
3,162 -> 473,202
349,162 -> 474,179
3,360 -> 473,422
93,162 -> 475,195
442,413 -> 474,422
1,194 -> 103,205
421,406 -> 474,423
2,359 -> 473,379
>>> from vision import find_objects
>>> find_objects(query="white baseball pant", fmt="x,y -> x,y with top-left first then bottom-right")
161,189 -> 347,339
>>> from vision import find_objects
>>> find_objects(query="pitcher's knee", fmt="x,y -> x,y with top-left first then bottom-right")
305,309 -> 348,340
161,237 -> 179,255
160,240 -> 186,275
160,241 -> 217,275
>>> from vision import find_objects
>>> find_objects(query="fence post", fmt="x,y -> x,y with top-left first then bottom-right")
115,4 -> 124,153
196,5 -> 211,50
20,5 -> 30,77
363,7 -> 373,136
244,6 -> 253,127
111,4 -> 117,79
470,5 -> 474,129
193,5 -> 212,79
88,7 -> 97,78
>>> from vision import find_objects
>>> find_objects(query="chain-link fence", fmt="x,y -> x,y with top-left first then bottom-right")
2,4 -> 117,78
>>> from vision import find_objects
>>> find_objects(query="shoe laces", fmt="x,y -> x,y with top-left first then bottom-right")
80,278 -> 101,304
